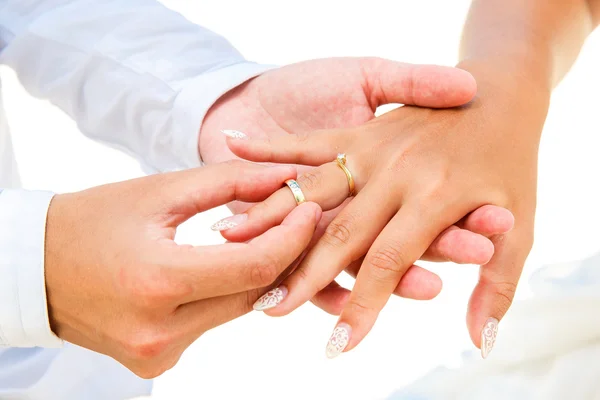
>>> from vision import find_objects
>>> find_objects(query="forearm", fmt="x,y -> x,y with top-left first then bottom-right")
456,0 -> 599,145
0,0 -> 273,172
460,0 -> 598,90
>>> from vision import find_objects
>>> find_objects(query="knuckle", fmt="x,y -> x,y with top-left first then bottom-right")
123,328 -> 172,363
421,181 -> 448,205
491,281 -> 518,314
388,151 -> 411,173
321,218 -> 353,248
346,292 -> 377,316
367,245 -> 406,276
249,256 -> 281,288
131,365 -> 165,380
387,138 -> 421,173
297,170 -> 323,193
121,263 -> 187,308
130,357 -> 177,379
293,266 -> 326,295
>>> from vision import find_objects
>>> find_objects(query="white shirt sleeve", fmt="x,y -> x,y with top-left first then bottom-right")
0,189 -> 62,348
0,0 -> 276,349
0,0 -> 275,172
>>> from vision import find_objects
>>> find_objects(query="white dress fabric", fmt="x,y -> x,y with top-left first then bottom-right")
390,251 -> 600,400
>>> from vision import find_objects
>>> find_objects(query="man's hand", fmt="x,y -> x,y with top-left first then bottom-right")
44,162 -> 321,378
199,57 -> 515,308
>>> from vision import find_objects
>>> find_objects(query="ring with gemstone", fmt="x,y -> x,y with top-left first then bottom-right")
285,179 -> 306,205
335,153 -> 356,196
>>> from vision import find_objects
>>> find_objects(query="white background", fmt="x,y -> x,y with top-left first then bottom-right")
2,1 -> 600,399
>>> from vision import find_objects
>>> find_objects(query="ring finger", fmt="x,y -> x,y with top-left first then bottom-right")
219,159 -> 361,242
252,176 -> 398,316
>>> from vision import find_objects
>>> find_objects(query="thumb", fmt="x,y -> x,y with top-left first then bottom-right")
360,58 -> 477,108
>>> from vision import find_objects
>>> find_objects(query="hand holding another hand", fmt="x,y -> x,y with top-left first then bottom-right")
200,57 -> 515,312
44,162 -> 321,378
222,70 -> 543,357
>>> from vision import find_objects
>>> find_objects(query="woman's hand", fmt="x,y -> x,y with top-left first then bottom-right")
45,161 -> 321,378
221,72 -> 547,357
200,57 -> 514,309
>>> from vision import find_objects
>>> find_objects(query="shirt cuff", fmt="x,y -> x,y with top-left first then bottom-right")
0,189 -> 63,348
169,61 -> 278,171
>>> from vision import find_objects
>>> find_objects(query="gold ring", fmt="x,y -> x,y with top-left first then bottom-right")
285,179 -> 306,205
335,153 -> 356,196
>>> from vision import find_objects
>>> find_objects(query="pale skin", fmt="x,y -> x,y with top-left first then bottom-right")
199,57 -> 514,313
45,59 -> 511,378
220,0 -> 600,357
46,162 -> 324,378
41,0 -> 600,381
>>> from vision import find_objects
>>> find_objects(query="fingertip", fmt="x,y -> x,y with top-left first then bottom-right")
218,226 -> 253,242
276,164 -> 299,179
260,164 -> 297,186
480,239 -> 496,265
312,202 -> 323,224
439,67 -> 477,107
435,228 -> 495,265
413,65 -> 478,108
421,274 -> 443,300
225,136 -> 263,162
480,205 -> 515,234
394,266 -> 443,300
286,201 -> 322,225
498,208 -> 516,233
454,68 -> 478,102
466,205 -> 515,235
312,285 -> 351,315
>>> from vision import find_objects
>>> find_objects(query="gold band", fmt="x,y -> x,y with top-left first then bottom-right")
336,153 -> 356,196
285,179 -> 306,205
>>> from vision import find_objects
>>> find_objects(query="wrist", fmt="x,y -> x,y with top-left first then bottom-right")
459,56 -> 552,99
457,58 -> 551,141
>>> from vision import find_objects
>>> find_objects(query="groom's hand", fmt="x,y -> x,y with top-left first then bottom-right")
198,57 -> 514,308
45,162 -> 321,378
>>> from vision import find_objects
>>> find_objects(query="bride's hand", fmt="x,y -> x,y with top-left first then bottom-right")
201,57 -> 514,311
219,73 -> 543,357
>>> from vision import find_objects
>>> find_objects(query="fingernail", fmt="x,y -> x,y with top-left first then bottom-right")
221,129 -> 248,139
253,286 -> 288,311
326,323 -> 351,359
481,317 -> 499,359
210,214 -> 248,231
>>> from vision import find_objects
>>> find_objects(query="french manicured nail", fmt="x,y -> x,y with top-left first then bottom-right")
326,323 -> 351,359
210,214 -> 248,231
221,129 -> 248,139
253,287 -> 288,311
481,317 -> 499,359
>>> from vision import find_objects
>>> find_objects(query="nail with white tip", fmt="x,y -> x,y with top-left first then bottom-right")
253,287 -> 287,311
221,129 -> 248,139
210,214 -> 248,231
480,317 -> 499,359
326,323 -> 351,359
